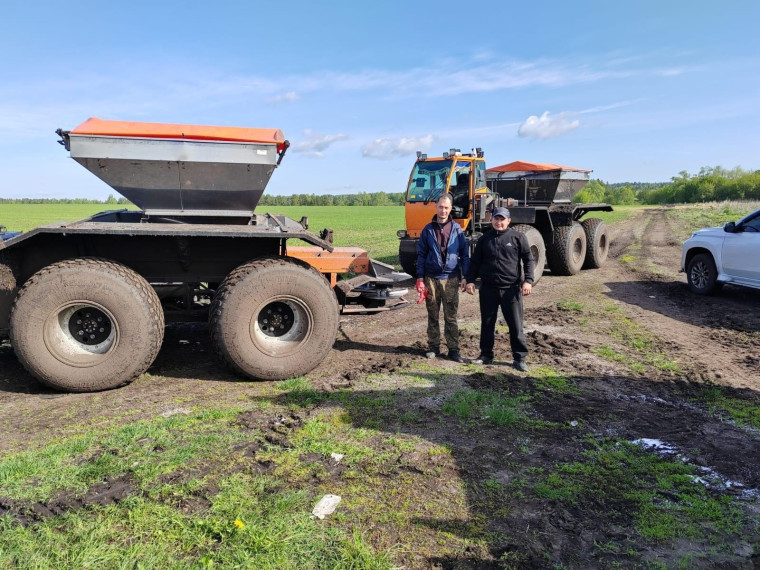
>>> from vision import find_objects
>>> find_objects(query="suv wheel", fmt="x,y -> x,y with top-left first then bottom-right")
686,253 -> 722,295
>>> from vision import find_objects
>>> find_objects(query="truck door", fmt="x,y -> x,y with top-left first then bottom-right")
721,213 -> 760,284
449,161 -> 471,219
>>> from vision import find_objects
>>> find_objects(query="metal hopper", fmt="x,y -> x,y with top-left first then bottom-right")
58,118 -> 289,216
486,160 -> 591,205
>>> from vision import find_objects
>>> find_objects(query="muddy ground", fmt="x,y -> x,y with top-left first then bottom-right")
1,208 -> 759,568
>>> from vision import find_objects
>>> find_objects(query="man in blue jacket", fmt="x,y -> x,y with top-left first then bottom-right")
465,207 -> 534,372
416,193 -> 469,362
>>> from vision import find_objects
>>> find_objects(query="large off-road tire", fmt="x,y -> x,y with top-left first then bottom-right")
10,258 -> 164,392
511,224 -> 546,285
546,222 -> 587,276
210,257 -> 339,381
686,252 -> 722,295
581,218 -> 610,269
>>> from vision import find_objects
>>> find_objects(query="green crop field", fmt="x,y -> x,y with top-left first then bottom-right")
0,204 -> 136,233
0,204 -> 406,266
260,206 -> 405,266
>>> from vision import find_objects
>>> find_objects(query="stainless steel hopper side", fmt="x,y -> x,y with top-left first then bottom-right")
58,119 -> 288,216
486,169 -> 590,205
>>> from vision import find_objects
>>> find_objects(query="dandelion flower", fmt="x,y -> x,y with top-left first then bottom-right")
234,519 -> 245,529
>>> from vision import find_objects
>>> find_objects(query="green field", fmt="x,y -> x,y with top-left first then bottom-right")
0,204 -> 405,266
263,206 -> 405,266
0,204 -> 136,233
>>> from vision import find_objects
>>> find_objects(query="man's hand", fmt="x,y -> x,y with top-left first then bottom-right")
465,283 -> 476,295
415,279 -> 427,304
521,282 -> 532,296
460,278 -> 467,292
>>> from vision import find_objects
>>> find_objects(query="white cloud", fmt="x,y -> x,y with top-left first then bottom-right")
265,91 -> 299,105
361,135 -> 435,159
291,129 -> 348,157
518,111 -> 580,140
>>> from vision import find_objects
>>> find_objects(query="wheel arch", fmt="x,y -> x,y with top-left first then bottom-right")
684,246 -> 715,272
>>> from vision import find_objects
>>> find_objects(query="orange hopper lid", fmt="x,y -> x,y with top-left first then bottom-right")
70,117 -> 287,152
487,160 -> 591,173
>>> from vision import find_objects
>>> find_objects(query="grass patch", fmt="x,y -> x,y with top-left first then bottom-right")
0,474 -> 394,569
0,407 -> 397,569
443,389 -> 528,427
556,299 -> 584,312
0,408 -> 249,502
592,305 -> 682,376
531,367 -> 578,394
619,254 -> 636,264
587,205 -> 644,226
667,201 -> 760,241
696,385 -> 760,429
533,437 -> 745,542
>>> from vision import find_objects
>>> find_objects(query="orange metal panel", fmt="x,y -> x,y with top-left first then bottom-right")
288,246 -> 371,274
403,199 -> 469,237
487,160 -> 591,173
71,117 -> 286,151
405,202 -> 435,238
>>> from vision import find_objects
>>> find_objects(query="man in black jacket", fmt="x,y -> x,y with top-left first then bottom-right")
465,207 -> 534,371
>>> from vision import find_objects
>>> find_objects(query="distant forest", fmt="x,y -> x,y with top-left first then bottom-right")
2,166 -> 758,206
0,194 -> 131,205
574,166 -> 760,205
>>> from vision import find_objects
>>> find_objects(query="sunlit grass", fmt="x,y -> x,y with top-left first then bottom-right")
667,200 -> 760,241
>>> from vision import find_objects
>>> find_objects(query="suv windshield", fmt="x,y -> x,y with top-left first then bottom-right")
406,160 -> 452,203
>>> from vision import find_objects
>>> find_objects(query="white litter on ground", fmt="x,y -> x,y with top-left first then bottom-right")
631,438 -> 678,454
330,453 -> 345,463
631,438 -> 759,500
312,494 -> 341,519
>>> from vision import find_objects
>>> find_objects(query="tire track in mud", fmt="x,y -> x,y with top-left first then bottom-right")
602,208 -> 760,390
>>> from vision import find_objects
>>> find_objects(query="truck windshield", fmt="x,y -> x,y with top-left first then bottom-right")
406,160 -> 452,203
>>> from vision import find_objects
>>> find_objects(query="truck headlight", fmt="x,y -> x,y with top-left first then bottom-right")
397,230 -> 407,238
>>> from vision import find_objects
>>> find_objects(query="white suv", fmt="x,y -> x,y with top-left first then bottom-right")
681,207 -> 760,295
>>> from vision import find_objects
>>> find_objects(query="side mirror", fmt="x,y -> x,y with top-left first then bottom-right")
723,221 -> 736,233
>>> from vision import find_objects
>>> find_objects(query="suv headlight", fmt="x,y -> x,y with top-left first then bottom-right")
397,230 -> 407,238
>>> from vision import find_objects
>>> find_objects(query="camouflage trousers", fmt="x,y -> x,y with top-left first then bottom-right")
423,276 -> 460,352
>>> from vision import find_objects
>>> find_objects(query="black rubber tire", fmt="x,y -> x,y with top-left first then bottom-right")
210,257 -> 339,381
511,224 -> 546,285
9,258 -> 164,392
398,247 -> 417,278
686,252 -> 721,295
581,218 -> 610,269
546,222 -> 587,276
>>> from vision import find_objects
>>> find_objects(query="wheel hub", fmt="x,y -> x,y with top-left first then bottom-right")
257,302 -> 295,337
67,307 -> 112,346
692,262 -> 709,287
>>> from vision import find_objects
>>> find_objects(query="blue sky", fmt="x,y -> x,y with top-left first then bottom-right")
1,0 -> 759,199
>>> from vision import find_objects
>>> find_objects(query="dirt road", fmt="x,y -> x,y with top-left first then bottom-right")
1,208 -> 758,568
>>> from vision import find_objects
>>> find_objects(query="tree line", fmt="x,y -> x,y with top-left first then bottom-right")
636,166 -> 760,204
258,192 -> 405,206
0,192 -> 406,207
0,194 -> 131,205
573,166 -> 760,205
